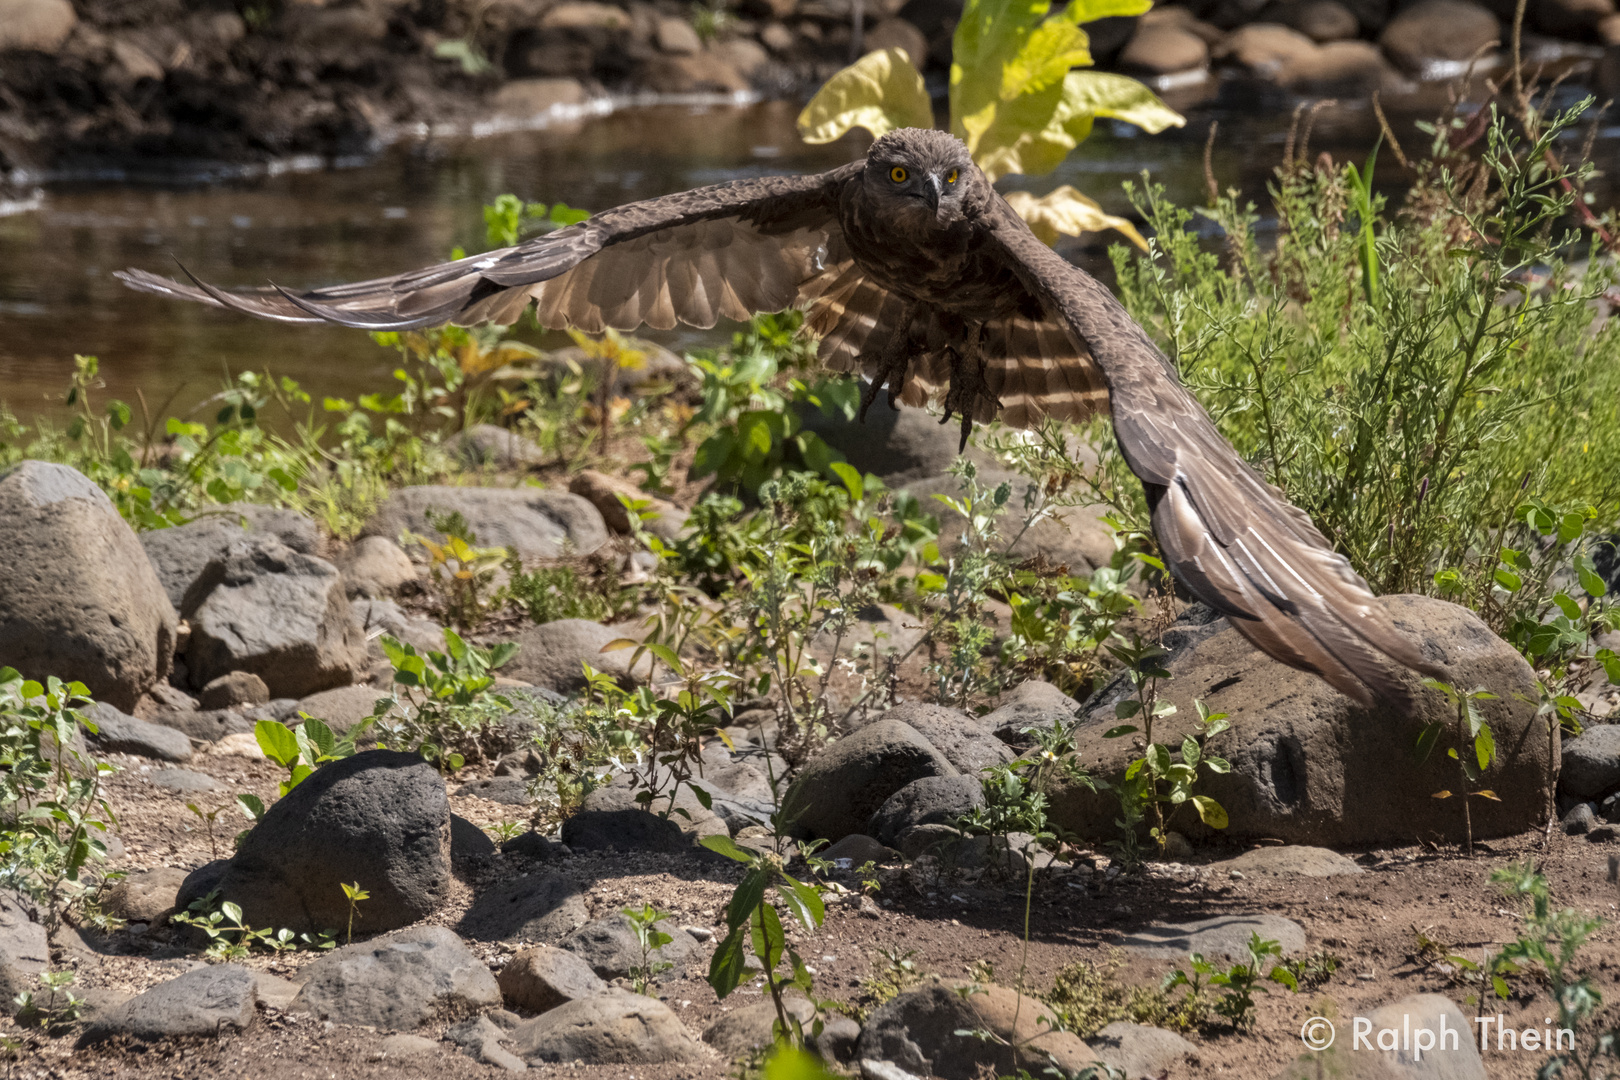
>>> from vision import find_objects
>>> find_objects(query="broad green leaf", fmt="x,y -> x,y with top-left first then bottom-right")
1413,722 -> 1444,763
1114,699 -> 1142,719
999,19 -> 1093,102
255,720 -> 301,768
302,717 -> 337,760
443,628 -> 469,663
1474,725 -> 1496,772
236,793 -> 265,821
1058,70 -> 1184,133
644,642 -> 684,674
1576,553 -> 1608,598
1553,592 -> 1583,620
708,926 -> 750,998
1191,795 -> 1228,828
281,762 -> 314,796
726,868 -> 770,931
1102,724 -> 1138,738
1003,185 -> 1148,250
963,70 -> 1180,181
829,461 -> 864,502
750,901 -> 787,969
797,49 -> 934,145
762,1046 -> 844,1080
778,873 -> 826,930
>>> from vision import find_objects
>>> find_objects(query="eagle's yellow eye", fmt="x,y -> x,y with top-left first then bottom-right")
946,169 -> 958,184
889,166 -> 908,183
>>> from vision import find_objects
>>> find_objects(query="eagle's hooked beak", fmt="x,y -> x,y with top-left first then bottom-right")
922,174 -> 942,213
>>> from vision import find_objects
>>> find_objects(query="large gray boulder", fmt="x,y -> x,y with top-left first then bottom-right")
781,719 -> 956,841
857,982 -> 1094,1080
448,424 -> 547,470
497,944 -> 608,1013
702,996 -> 818,1058
873,702 -> 1014,776
79,965 -> 256,1045
1119,914 -> 1307,960
337,536 -> 419,598
982,679 -> 1083,750
103,867 -> 189,923
1270,993 -> 1484,1079
363,485 -> 608,562
0,892 -> 49,1005
1560,724 -> 1620,799
558,913 -> 702,980
290,925 -> 501,1030
502,618 -> 649,694
195,750 -> 451,934
508,989 -> 709,1064
456,872 -> 590,943
867,775 -> 985,845
1048,596 -> 1553,846
795,402 -> 998,486
1090,1022 -> 1196,1079
0,0 -> 77,54
183,536 -> 367,698
1379,0 -> 1500,74
85,701 -> 193,762
139,505 -> 318,608
0,461 -> 177,710
899,468 -> 1118,575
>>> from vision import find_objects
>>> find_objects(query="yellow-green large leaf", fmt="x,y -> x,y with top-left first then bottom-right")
1003,185 -> 1149,249
963,77 -> 1089,182
950,0 -> 1170,180
969,70 -> 1182,181
797,49 -> 934,145
1061,70 -> 1185,134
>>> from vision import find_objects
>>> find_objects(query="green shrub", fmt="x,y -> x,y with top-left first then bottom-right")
0,670 -> 117,930
1109,101 -> 1620,614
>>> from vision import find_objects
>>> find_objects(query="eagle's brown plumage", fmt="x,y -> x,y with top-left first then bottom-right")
117,127 -> 1443,706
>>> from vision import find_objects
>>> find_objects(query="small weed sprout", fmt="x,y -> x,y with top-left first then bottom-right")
1104,665 -> 1231,865
862,947 -> 923,1008
172,889 -> 335,959
13,969 -> 83,1032
1417,680 -> 1501,855
701,835 -> 830,1048
184,801 -> 231,861
622,903 -> 675,995
374,629 -> 518,772
1492,858 -> 1614,1078
341,881 -> 369,945
1163,933 -> 1298,1032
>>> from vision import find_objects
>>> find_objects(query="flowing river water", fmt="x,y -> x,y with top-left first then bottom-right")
1,79 -> 1612,425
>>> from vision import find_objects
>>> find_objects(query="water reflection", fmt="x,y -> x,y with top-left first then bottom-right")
0,81 -> 1608,422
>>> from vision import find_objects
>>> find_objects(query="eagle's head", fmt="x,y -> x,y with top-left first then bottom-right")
863,128 -> 982,229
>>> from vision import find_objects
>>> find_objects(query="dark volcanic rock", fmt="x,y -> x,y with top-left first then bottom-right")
201,750 -> 451,934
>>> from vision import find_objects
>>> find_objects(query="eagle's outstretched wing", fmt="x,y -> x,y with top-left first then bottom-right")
981,194 -> 1442,706
118,159 -> 1436,704
118,166 -> 864,333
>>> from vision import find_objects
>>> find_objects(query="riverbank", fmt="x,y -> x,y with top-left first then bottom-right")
1,0 -> 1614,180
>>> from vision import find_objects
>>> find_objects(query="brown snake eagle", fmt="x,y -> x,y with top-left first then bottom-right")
118,127 -> 1441,705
